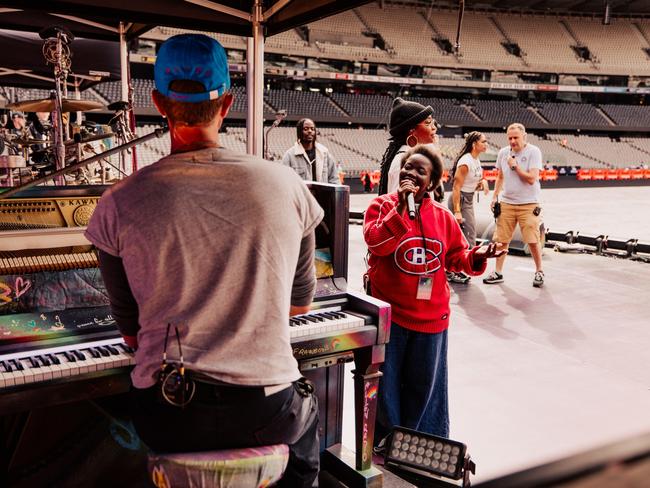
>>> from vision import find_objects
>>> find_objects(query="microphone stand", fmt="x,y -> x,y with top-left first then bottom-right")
264,110 -> 287,160
41,27 -> 73,185
455,0 -> 465,54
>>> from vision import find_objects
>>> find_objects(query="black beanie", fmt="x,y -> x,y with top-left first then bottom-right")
388,97 -> 434,137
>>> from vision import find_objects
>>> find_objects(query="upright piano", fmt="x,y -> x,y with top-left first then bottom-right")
0,183 -> 390,487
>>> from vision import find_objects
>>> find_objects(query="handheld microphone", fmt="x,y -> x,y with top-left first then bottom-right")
407,192 -> 416,220
509,151 -> 517,170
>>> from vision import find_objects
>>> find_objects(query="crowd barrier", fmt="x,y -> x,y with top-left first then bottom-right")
481,168 -> 650,182
576,168 -> 650,181
351,167 -> 650,188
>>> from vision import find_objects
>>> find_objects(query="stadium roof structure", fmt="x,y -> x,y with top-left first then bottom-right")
0,0 -> 375,41
418,0 -> 650,17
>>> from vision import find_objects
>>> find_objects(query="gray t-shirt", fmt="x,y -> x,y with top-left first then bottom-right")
496,143 -> 542,204
85,148 -> 324,388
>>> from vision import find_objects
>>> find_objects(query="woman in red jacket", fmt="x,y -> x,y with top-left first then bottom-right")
364,145 -> 502,445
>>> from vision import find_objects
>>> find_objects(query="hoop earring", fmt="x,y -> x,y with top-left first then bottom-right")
406,134 -> 418,147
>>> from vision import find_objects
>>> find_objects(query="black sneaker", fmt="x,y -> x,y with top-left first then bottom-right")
533,271 -> 544,288
447,271 -> 471,284
483,271 -> 504,284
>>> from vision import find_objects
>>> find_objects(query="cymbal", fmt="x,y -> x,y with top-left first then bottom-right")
6,98 -> 105,113
12,137 -> 50,146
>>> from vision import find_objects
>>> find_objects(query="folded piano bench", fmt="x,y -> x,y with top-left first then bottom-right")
147,444 -> 289,488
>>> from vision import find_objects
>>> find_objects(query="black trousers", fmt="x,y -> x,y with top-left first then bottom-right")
131,380 -> 320,487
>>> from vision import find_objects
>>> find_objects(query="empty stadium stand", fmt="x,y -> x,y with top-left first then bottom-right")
140,6 -> 650,76
4,2 -> 650,182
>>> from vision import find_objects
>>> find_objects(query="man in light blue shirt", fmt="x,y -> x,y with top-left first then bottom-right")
483,123 -> 545,287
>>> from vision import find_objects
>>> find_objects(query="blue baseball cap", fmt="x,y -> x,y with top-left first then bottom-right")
154,34 -> 230,103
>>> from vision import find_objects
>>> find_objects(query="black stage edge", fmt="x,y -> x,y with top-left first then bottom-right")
475,431 -> 650,488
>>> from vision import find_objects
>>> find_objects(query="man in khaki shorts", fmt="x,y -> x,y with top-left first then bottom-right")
483,123 -> 545,287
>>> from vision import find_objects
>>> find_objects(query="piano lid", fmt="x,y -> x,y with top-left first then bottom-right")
307,182 -> 349,287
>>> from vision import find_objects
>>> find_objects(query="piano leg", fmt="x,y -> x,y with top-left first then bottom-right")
322,344 -> 385,487
352,344 -> 384,471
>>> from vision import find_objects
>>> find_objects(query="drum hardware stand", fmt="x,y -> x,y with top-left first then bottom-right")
108,101 -> 135,177
0,127 -> 168,200
80,143 -> 129,182
40,26 -> 74,185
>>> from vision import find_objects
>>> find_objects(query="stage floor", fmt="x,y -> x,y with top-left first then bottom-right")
340,187 -> 650,483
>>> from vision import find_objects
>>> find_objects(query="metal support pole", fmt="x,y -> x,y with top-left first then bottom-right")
246,0 -> 264,157
118,22 -> 131,174
119,23 -> 129,103
74,79 -> 82,125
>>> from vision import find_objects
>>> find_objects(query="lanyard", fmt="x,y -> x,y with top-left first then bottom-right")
415,200 -> 431,276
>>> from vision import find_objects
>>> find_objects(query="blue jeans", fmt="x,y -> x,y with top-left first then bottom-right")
376,322 -> 449,443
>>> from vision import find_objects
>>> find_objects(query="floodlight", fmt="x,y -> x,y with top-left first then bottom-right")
384,426 -> 475,486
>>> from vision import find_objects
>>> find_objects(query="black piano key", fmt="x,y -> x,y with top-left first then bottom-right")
35,355 -> 51,366
96,346 -> 110,357
88,348 -> 101,359
11,359 -> 24,371
47,354 -> 61,365
63,351 -> 76,362
117,344 -> 133,354
289,319 -> 298,326
73,350 -> 86,361
28,357 -> 40,368
303,315 -> 318,323
322,312 -> 338,319
1,360 -> 12,373
105,345 -> 120,355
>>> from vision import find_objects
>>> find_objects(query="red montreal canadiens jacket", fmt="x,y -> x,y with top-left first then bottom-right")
363,193 -> 486,334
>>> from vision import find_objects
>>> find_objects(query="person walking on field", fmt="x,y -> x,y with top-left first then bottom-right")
446,131 -> 490,284
483,123 -> 545,288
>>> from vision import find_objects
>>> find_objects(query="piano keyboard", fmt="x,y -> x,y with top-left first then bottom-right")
0,305 -> 376,390
0,251 -> 98,274
289,308 -> 367,338
0,337 -> 134,388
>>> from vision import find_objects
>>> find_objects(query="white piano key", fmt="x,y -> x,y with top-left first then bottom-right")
55,353 -> 81,377
17,359 -> 41,384
289,310 -> 365,339
0,337 -> 133,389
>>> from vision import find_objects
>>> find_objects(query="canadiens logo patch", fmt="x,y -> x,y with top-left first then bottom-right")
394,237 -> 443,275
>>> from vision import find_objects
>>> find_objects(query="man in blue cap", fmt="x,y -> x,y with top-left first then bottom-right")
86,34 -> 322,487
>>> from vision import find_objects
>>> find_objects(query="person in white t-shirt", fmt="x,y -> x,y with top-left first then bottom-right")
483,123 -> 545,288
446,131 -> 490,284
